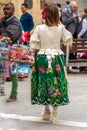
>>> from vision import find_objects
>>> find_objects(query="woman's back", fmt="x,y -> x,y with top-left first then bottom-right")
30,24 -> 72,50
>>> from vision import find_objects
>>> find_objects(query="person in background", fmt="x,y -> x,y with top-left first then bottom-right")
20,3 -> 34,33
62,1 -> 80,60
65,1 -> 70,11
0,3 -> 21,44
57,3 -> 62,22
62,1 -> 80,39
20,3 -> 34,45
0,3 -> 22,102
30,5 -> 72,123
41,3 -> 48,23
77,8 -> 87,72
78,8 -> 87,39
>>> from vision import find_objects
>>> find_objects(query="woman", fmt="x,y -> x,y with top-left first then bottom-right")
77,8 -> 87,72
78,8 -> 87,38
30,5 -> 72,123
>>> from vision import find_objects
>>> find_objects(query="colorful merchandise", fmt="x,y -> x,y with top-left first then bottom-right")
17,64 -> 31,78
0,35 -> 32,80
0,60 -> 7,96
0,36 -> 12,44
21,32 -> 31,44
9,44 -> 34,65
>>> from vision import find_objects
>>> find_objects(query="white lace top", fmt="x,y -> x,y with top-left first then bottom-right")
30,24 -> 72,54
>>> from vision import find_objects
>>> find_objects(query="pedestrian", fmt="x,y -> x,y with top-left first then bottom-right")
30,5 -> 72,123
41,3 -> 48,23
77,8 -> 87,39
65,1 -> 70,11
62,1 -> 80,39
0,2 -> 22,102
0,3 -> 21,43
20,3 -> 34,44
77,8 -> 87,72
57,3 -> 62,20
62,1 -> 80,60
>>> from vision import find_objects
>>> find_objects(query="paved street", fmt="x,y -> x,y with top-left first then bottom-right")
0,74 -> 87,130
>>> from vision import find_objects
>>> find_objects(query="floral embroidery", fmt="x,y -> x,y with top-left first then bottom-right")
56,65 -> 62,73
48,98 -> 51,102
31,54 -> 69,107
54,77 -> 57,85
32,66 -> 36,72
47,67 -> 52,73
48,87 -> 54,94
56,99 -> 58,102
39,67 -> 45,73
54,89 -> 61,97
64,77 -> 67,81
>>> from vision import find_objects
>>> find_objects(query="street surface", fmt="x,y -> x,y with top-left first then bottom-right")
0,74 -> 87,130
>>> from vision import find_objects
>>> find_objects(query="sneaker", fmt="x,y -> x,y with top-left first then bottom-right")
0,88 -> 5,96
1,91 -> 5,96
6,95 -> 17,102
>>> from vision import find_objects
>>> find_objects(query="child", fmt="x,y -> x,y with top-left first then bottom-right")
30,4 -> 72,123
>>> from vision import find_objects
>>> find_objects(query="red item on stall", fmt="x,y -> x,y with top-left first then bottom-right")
21,32 -> 31,44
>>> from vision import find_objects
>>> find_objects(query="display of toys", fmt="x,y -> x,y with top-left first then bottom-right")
9,45 -> 34,65
0,36 -> 12,44
0,35 -> 33,80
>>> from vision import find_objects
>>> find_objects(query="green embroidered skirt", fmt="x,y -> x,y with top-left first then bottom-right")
31,53 -> 69,107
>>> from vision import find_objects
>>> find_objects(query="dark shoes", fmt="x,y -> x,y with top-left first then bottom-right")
0,88 -> 5,96
6,95 -> 17,102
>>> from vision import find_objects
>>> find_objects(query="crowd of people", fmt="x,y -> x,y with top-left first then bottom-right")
41,1 -> 87,64
41,1 -> 87,39
0,1 -> 87,124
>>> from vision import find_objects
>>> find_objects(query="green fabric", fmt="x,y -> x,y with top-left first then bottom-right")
31,54 -> 69,107
11,74 -> 18,96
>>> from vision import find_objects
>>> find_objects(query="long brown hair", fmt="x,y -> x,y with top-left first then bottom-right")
82,8 -> 87,19
45,4 -> 59,26
84,8 -> 87,16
